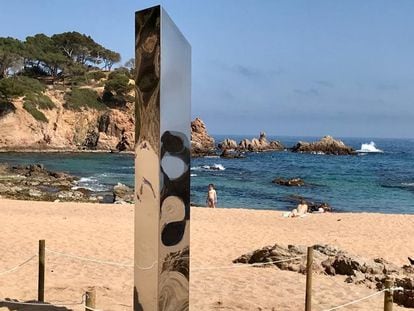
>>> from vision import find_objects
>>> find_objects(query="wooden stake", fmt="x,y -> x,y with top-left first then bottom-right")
38,239 -> 45,302
384,279 -> 394,311
305,246 -> 313,311
86,288 -> 96,311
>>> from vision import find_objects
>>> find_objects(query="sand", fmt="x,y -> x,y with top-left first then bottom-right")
0,199 -> 413,311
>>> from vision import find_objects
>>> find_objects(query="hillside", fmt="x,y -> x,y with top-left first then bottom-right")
0,32 -> 135,152
0,76 -> 135,152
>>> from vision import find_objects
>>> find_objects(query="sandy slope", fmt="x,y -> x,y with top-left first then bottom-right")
0,199 -> 412,310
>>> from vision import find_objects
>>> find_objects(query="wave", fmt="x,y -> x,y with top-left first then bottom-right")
190,164 -> 226,171
356,141 -> 383,153
73,176 -> 110,192
401,182 -> 414,187
190,173 -> 197,177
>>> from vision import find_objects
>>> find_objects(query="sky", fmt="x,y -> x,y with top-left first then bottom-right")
1,0 -> 414,138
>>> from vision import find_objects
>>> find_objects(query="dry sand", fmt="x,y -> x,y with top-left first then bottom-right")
0,199 -> 413,311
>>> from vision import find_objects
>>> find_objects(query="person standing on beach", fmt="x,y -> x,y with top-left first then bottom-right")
206,184 -> 217,208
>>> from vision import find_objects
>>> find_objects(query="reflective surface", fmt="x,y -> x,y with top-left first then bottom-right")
135,5 -> 191,311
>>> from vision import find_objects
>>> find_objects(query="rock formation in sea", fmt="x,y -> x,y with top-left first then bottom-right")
0,163 -> 102,202
291,136 -> 355,155
190,117 -> 215,157
272,177 -> 305,187
219,132 -> 284,152
234,244 -> 414,308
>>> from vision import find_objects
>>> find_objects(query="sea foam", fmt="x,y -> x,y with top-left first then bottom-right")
356,141 -> 383,153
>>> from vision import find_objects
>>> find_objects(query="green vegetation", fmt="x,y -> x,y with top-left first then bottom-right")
64,88 -> 106,111
0,76 -> 45,98
24,93 -> 56,110
86,70 -> 106,81
103,68 -> 134,108
23,102 -> 48,122
0,31 -> 134,115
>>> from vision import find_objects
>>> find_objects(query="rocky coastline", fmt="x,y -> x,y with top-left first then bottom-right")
0,163 -> 133,204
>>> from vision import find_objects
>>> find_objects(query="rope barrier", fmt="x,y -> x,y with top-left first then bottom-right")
0,255 -> 37,276
46,248 -> 134,267
321,287 -> 404,311
192,255 -> 305,271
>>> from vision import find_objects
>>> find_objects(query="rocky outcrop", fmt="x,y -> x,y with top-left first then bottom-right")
220,132 -> 284,153
0,88 -> 134,152
218,138 -> 237,150
113,182 -> 134,204
234,244 -> 414,308
191,117 -> 215,157
292,136 -> 355,155
272,177 -> 305,187
0,163 -> 101,202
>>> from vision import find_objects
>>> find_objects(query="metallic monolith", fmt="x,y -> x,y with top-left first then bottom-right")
134,6 -> 191,311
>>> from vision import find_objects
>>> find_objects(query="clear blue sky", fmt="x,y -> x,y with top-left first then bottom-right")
1,0 -> 413,138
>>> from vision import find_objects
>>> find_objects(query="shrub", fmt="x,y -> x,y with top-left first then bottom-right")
64,88 -> 106,111
24,93 -> 56,110
23,102 -> 48,122
0,99 -> 16,117
0,76 -> 45,98
86,71 -> 107,81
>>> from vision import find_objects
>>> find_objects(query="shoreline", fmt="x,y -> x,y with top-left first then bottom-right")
1,197 -> 413,216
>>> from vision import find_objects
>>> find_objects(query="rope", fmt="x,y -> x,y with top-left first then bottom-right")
192,255 -> 305,271
46,248 -> 134,267
321,287 -> 404,311
0,255 -> 37,276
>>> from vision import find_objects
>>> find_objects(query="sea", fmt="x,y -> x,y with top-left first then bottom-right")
0,136 -> 413,214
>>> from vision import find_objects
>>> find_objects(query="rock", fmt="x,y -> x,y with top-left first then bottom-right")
218,138 -> 238,150
191,118 -> 215,157
115,129 -> 131,152
292,136 -> 355,155
113,182 -> 134,203
220,149 -> 245,159
57,190 -> 84,200
221,132 -> 284,152
82,130 -> 100,150
29,189 -> 42,197
234,242 -> 414,307
272,177 -> 305,187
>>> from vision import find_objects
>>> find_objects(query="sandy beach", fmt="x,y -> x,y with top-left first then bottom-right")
0,199 -> 413,311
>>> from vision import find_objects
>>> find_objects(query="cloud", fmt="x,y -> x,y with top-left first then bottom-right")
213,60 -> 283,79
293,88 -> 320,96
315,80 -> 334,88
377,83 -> 399,91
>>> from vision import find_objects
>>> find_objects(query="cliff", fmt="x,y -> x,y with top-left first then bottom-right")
0,85 -> 135,152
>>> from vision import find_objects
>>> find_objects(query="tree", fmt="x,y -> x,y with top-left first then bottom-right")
24,34 -> 67,78
100,48 -> 121,71
103,69 -> 133,107
0,37 -> 24,78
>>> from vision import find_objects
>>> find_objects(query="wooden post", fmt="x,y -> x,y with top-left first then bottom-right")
384,279 -> 394,311
305,246 -> 313,311
85,288 -> 96,311
38,239 -> 45,302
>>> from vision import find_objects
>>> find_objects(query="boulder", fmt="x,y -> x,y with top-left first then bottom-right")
218,138 -> 238,150
191,118 -> 215,157
113,182 -> 134,203
272,177 -> 305,187
292,136 -> 355,155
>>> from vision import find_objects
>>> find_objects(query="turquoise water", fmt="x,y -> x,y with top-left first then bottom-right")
1,136 -> 413,214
